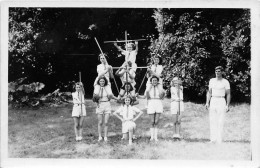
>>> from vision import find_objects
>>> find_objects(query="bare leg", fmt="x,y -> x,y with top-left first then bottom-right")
73,117 -> 80,140
154,113 -> 161,141
129,129 -> 133,145
122,133 -> 127,140
172,114 -> 177,136
97,114 -> 103,140
78,116 -> 85,140
149,114 -> 155,140
104,113 -> 110,141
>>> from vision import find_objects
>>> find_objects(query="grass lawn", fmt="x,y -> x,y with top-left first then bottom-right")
8,99 -> 250,159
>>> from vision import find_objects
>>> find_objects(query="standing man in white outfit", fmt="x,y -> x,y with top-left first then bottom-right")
205,66 -> 231,144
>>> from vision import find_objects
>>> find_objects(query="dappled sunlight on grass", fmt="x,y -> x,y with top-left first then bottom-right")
8,99 -> 250,159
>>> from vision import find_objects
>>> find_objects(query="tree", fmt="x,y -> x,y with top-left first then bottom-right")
151,8 -> 251,102
220,9 -> 250,101
151,9 -> 215,99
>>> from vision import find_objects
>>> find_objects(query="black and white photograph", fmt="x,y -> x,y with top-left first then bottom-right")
1,0 -> 260,167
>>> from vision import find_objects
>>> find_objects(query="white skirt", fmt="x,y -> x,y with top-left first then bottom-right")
72,104 -> 86,117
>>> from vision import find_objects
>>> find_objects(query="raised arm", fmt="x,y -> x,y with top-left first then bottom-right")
134,41 -> 138,52
114,42 -> 124,52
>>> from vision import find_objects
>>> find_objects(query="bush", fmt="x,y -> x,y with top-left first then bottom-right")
8,77 -> 45,107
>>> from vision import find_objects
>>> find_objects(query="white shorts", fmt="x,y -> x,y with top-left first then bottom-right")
72,104 -> 86,117
122,120 -> 136,133
147,99 -> 163,114
96,102 -> 111,115
171,101 -> 184,114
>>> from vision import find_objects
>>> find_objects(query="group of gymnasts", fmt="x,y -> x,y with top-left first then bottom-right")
71,41 -> 184,145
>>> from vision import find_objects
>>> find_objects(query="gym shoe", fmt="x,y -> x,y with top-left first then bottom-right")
98,136 -> 102,141
104,137 -> 108,142
173,134 -> 180,139
78,136 -> 82,141
76,137 -> 80,141
132,135 -> 137,140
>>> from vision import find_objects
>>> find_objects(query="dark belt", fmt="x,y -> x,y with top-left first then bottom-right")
171,99 -> 183,102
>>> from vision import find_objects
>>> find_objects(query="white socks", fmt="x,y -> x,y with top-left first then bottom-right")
154,128 -> 158,141
150,128 -> 158,141
150,128 -> 154,140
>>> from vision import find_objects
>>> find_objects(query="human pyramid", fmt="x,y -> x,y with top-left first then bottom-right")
71,35 -> 184,145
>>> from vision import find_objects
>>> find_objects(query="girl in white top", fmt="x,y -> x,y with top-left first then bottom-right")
72,82 -> 86,141
93,53 -> 113,97
113,96 -> 143,145
146,56 -> 164,90
114,41 -> 138,66
146,56 -> 164,108
137,76 -> 165,142
115,61 -> 137,102
170,77 -> 184,139
94,76 -> 118,142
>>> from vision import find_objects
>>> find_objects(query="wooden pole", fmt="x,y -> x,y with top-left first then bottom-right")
94,37 -> 120,95
79,71 -> 83,116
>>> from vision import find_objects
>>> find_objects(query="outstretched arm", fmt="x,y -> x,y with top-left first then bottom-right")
114,42 -> 124,52
135,41 -> 138,52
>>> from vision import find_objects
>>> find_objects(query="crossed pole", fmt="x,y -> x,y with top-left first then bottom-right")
94,37 -> 120,94
105,30 -> 147,96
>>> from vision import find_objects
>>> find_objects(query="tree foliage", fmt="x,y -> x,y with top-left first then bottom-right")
8,8 -> 251,104
151,9 -> 250,101
219,10 -> 250,101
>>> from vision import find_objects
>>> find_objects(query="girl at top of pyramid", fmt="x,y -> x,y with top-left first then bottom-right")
114,41 -> 138,71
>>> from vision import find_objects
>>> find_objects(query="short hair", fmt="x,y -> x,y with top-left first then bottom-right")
150,75 -> 159,82
171,77 -> 182,85
153,56 -> 161,64
215,66 -> 223,71
124,95 -> 133,104
126,42 -> 135,48
97,76 -> 108,86
99,53 -> 107,61
74,82 -> 85,95
121,82 -> 134,92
